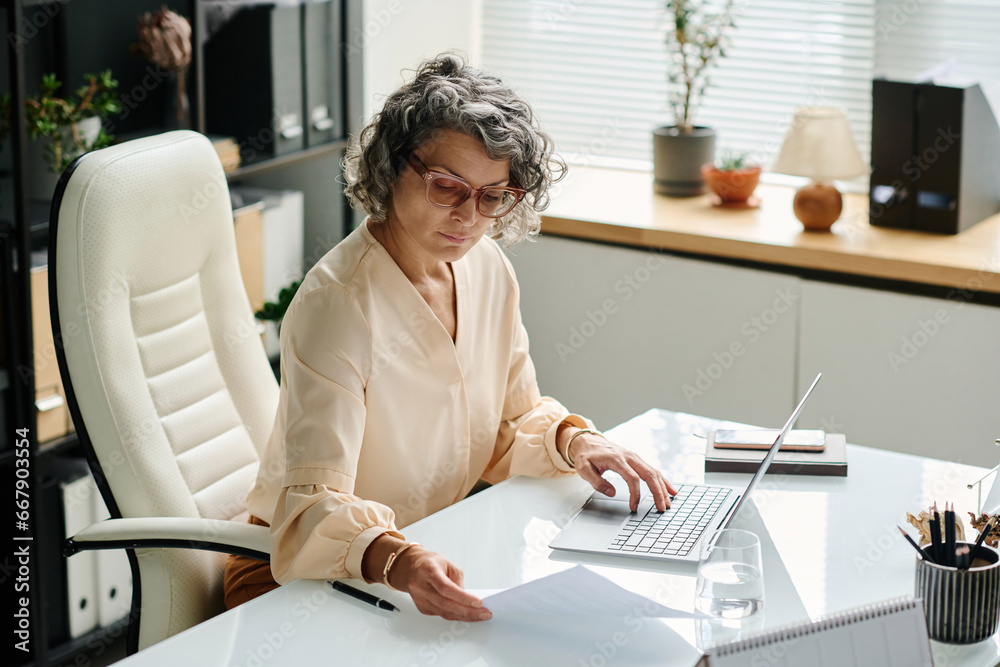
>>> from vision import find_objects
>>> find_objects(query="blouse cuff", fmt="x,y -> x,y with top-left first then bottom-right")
345,526 -> 405,581
545,413 -> 594,472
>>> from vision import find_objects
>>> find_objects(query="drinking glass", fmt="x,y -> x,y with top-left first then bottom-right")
694,528 -> 764,618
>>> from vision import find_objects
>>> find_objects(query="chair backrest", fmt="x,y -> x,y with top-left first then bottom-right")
51,130 -> 279,649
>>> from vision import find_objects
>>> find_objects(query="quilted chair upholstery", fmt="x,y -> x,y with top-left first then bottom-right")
50,131 -> 278,652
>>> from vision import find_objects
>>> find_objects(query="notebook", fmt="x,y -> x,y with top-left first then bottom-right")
705,432 -> 848,476
697,597 -> 932,667
550,373 -> 822,563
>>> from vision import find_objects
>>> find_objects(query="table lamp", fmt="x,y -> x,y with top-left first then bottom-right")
771,107 -> 869,231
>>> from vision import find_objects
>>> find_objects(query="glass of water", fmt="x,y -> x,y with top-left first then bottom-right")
694,528 -> 764,618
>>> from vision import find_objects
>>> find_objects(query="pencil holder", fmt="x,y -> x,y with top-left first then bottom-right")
915,542 -> 1000,644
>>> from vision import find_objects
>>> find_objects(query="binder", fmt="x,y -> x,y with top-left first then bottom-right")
869,80 -> 916,229
697,597 -> 932,667
205,3 -> 305,159
230,187 -> 305,357
31,260 -> 74,442
870,79 -> 1000,234
92,490 -> 132,627
302,0 -> 343,146
59,463 -> 99,638
38,475 -> 69,644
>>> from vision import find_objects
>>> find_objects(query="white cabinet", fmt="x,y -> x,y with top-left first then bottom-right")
797,280 -> 1000,467
506,235 -> 799,431
511,234 -> 1000,467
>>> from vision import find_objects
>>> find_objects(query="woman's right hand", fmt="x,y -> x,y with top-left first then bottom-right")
388,546 -> 492,622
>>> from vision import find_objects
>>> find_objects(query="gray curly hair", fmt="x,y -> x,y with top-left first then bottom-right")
343,53 -> 566,247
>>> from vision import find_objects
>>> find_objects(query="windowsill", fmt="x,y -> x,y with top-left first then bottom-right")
540,165 -> 1000,295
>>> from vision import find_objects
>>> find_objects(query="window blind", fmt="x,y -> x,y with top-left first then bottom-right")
874,0 -> 1000,112
481,0 -> 877,170
481,0 -> 671,168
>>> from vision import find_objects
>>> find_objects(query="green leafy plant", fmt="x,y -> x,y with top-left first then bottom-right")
24,70 -> 121,172
665,1 -> 736,134
255,280 -> 301,330
715,149 -> 753,171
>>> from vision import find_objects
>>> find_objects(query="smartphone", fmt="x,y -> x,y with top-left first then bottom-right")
711,429 -> 826,452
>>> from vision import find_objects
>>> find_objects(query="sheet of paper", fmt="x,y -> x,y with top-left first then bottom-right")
472,565 -> 696,618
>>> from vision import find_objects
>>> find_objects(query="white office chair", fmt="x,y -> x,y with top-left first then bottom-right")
50,131 -> 278,653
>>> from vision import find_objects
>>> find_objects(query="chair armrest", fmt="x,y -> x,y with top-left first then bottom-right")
64,517 -> 270,562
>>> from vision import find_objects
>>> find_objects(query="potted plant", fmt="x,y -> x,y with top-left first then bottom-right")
701,150 -> 761,206
23,70 -> 120,201
255,279 -> 301,329
255,279 -> 301,357
653,0 -> 736,197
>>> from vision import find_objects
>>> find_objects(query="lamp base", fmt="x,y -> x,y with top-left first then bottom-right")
793,182 -> 843,231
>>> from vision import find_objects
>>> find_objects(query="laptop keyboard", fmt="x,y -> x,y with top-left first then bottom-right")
606,485 -> 732,557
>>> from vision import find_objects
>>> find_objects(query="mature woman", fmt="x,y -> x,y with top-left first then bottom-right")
224,54 -> 675,622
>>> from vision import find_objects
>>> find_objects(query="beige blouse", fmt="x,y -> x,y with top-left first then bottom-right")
245,222 -> 592,584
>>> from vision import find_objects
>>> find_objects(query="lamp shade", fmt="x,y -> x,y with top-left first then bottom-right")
771,107 -> 869,181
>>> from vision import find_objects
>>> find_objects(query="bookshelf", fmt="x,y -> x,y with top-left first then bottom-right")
1,1 -> 363,664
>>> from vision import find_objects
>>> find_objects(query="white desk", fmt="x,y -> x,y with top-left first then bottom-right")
119,410 -> 1000,666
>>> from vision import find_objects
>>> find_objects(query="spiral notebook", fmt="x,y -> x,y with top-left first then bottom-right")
697,598 -> 931,667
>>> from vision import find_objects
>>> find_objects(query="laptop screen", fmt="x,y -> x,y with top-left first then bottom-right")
722,373 -> 822,529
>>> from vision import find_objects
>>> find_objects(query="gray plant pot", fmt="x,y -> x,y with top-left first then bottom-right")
652,126 -> 716,197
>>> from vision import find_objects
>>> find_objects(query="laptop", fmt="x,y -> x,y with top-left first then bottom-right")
550,373 -> 823,563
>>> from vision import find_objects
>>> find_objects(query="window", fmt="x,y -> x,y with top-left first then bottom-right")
873,0 -> 1000,107
481,0 -> 1000,173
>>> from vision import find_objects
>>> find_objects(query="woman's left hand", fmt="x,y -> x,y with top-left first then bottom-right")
568,433 -> 677,512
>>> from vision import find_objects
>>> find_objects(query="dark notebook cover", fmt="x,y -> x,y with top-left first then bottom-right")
705,433 -> 848,476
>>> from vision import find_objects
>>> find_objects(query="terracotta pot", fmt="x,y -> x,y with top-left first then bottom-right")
701,164 -> 762,203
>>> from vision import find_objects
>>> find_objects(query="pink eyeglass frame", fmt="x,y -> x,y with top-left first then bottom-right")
408,154 -> 526,218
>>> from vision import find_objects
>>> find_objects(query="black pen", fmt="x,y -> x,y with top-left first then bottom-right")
329,580 -> 399,612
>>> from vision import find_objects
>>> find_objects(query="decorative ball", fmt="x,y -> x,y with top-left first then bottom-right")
793,182 -> 843,231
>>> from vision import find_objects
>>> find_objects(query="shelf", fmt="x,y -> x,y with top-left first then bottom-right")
226,139 -> 347,181
541,165 -> 1000,297
4,1 -> 361,663
36,431 -> 80,458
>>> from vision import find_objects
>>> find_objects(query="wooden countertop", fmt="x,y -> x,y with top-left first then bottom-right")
540,165 -> 1000,295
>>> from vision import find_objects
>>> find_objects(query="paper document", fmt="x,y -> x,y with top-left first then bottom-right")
474,565 -> 696,619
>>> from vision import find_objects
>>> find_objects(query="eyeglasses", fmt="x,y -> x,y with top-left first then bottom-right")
408,154 -> 526,218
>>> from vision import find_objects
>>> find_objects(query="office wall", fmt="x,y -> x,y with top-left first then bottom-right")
360,0 -> 482,123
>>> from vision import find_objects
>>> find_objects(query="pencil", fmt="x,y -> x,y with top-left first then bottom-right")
898,526 -> 933,563
945,503 -> 956,567
964,517 -> 995,570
